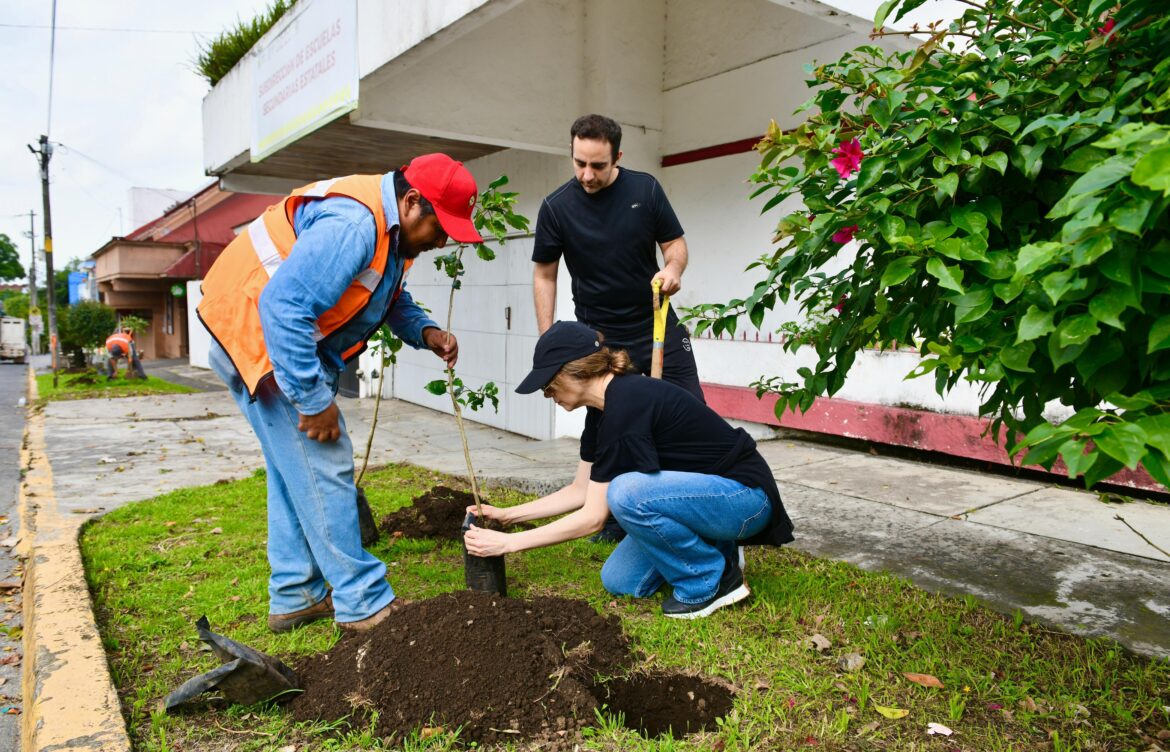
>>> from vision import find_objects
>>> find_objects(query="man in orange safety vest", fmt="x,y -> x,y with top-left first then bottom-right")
199,153 -> 483,633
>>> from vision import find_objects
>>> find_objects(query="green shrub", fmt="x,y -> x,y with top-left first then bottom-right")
60,301 -> 117,367
195,0 -> 296,86
688,0 -> 1170,488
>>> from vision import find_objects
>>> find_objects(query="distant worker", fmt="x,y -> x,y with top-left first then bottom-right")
199,154 -> 482,633
105,327 -> 146,380
532,113 -> 704,542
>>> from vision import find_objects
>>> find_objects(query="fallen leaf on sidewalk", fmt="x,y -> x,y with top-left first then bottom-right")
903,672 -> 944,689
0,654 -> 20,666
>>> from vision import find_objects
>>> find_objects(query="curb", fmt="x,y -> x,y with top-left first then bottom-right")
19,369 -> 130,751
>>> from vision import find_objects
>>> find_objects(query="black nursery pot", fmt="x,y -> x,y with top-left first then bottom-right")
461,512 -> 507,596
355,486 -> 380,547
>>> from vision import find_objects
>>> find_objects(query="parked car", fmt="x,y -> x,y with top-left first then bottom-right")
0,317 -> 28,364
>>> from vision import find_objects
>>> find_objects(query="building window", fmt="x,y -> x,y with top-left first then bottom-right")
165,295 -> 174,335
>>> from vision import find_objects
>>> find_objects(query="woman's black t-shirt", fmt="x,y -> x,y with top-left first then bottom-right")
580,374 -> 794,546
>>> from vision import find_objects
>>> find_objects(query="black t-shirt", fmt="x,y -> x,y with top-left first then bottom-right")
532,169 -> 685,341
580,374 -> 794,546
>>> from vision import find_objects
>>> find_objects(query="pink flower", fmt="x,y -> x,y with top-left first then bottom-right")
1097,16 -> 1115,36
834,294 -> 849,313
830,138 -> 864,178
831,225 -> 859,244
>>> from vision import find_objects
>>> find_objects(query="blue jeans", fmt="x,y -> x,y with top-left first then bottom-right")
600,471 -> 771,604
210,341 -> 394,622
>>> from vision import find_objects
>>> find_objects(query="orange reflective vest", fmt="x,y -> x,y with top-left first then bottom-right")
105,332 -> 134,354
197,174 -> 412,395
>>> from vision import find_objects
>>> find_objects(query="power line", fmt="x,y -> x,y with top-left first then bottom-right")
46,1 -> 57,139
0,23 -> 213,35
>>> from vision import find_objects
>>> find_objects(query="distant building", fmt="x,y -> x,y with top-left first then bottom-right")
88,183 -> 271,359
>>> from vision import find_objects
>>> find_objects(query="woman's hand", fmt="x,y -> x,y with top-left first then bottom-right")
465,503 -> 509,524
464,524 -> 513,557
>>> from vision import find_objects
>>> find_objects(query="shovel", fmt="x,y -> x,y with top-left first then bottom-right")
650,279 -> 669,379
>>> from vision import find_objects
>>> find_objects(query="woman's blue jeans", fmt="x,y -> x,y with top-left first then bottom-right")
210,341 -> 394,622
600,470 -> 771,604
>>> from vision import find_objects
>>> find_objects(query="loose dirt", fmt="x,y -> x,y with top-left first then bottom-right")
289,590 -> 733,747
379,485 -> 501,541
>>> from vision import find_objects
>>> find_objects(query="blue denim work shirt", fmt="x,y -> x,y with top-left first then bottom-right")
257,172 -> 438,415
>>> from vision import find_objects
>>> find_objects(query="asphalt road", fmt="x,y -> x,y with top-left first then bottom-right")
0,362 -> 25,750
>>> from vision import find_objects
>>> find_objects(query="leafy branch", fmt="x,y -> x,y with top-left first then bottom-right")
424,176 -> 530,516
356,325 -> 403,486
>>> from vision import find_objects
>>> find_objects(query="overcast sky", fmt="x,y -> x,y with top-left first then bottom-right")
0,1 -> 273,282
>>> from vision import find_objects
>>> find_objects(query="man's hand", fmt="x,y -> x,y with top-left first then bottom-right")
464,524 -> 514,557
423,327 -> 459,367
652,266 -> 683,297
298,401 -> 341,443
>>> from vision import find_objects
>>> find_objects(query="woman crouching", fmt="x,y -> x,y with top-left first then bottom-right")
463,321 -> 794,619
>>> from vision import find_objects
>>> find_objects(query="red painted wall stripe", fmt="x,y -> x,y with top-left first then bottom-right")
702,382 -> 1162,493
661,135 -> 763,167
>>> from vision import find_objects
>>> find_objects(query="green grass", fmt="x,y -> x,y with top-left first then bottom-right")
81,464 -> 1170,751
36,371 -> 195,402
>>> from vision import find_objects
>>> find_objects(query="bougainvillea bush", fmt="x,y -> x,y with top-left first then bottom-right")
688,0 -> 1170,488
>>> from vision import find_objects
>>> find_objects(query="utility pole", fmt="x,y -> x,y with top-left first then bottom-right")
29,136 -> 58,385
24,210 -> 40,355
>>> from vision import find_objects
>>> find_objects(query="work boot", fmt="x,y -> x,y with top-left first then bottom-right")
339,597 -> 409,633
267,592 -> 333,633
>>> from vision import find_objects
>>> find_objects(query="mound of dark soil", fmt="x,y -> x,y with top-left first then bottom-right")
289,590 -> 733,746
379,485 -> 500,541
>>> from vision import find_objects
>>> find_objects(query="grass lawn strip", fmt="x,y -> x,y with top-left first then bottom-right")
81,464 -> 1170,751
36,371 -> 196,402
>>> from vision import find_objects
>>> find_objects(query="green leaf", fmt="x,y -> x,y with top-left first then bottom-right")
1148,315 -> 1170,353
999,341 -> 1035,372
946,288 -> 994,324
1109,197 -> 1153,236
1056,314 -> 1100,347
1088,288 -> 1129,329
1016,305 -> 1055,342
926,258 -> 965,292
1094,423 -> 1150,470
1063,156 -> 1134,198
989,79 -> 1010,99
1061,145 -> 1109,173
1041,270 -> 1086,305
935,172 -> 959,201
892,0 -> 928,22
1141,450 -> 1170,490
880,256 -> 919,288
1136,415 -> 1170,459
1131,144 -> 1170,195
873,0 -> 898,29
1083,454 -> 1124,488
928,130 -> 962,162
992,115 -> 1021,134
1014,242 -> 1062,278
424,379 -> 448,396
983,152 -> 1008,175
857,156 -> 889,194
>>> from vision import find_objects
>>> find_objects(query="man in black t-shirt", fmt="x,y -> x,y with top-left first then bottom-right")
532,113 -> 703,399
533,114 -> 703,542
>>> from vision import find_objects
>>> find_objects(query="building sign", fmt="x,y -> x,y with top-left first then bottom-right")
251,0 -> 358,162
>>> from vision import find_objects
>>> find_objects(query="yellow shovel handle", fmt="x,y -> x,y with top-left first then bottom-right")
651,279 -> 669,379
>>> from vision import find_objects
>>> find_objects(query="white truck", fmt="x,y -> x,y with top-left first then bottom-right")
0,317 -> 28,364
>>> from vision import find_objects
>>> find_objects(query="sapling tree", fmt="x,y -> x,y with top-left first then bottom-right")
424,176 -> 529,516
687,0 -> 1170,489
356,324 -> 404,486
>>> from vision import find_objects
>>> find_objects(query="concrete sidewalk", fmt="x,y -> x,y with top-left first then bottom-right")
18,365 -> 1170,749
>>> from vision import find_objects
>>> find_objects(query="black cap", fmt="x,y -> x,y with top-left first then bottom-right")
516,321 -> 602,394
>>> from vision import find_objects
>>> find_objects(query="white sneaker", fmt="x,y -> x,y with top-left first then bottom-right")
738,546 -> 746,571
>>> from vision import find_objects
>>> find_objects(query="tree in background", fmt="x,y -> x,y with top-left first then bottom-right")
0,234 -> 25,282
1,294 -> 29,320
689,0 -> 1169,488
59,301 -> 117,368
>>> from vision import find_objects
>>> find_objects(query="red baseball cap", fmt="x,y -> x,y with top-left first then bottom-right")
402,153 -> 484,244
